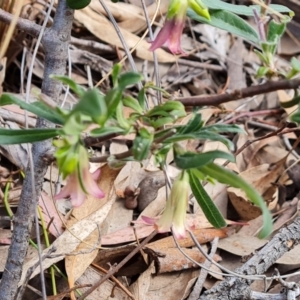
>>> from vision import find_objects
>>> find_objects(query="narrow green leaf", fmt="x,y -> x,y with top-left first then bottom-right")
90,126 -> 125,137
291,57 -> 300,72
267,19 -> 286,43
189,169 -> 227,228
256,66 -> 270,77
112,64 -> 122,87
105,88 -> 122,119
0,128 -> 59,144
50,75 -> 86,96
204,124 -> 245,134
165,131 -> 234,150
116,102 -> 131,130
201,0 -> 293,16
175,150 -> 235,169
123,96 -> 144,114
72,89 -> 107,125
150,117 -> 175,128
177,113 -> 203,134
291,111 -> 300,123
199,162 -> 272,238
261,41 -> 277,56
188,9 -> 259,44
280,94 -> 300,108
147,101 -> 186,118
132,128 -> 153,161
137,88 -> 146,110
118,72 -> 143,89
0,93 -> 65,125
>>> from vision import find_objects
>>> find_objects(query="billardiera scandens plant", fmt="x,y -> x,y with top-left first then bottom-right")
150,0 -> 210,55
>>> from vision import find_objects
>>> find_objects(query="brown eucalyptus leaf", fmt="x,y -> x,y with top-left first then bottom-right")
74,8 -> 175,63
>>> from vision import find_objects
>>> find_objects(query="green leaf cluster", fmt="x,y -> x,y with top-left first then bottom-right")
162,115 -> 273,238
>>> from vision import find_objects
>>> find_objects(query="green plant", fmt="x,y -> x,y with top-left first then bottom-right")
0,63 -> 273,238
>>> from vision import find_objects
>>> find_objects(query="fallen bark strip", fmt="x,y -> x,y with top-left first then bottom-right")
199,216 -> 300,299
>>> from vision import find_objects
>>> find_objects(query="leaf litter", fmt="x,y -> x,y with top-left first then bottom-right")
1,0 -> 300,298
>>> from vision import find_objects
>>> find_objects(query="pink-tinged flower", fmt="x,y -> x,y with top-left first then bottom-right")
54,167 -> 105,207
149,0 -> 210,55
150,18 -> 186,55
142,171 -> 190,239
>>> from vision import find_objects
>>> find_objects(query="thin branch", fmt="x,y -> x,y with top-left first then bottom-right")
187,237 -> 219,300
98,0 -> 139,77
77,230 -> 157,300
0,8 -> 41,38
178,78 -> 300,106
140,0 -> 161,104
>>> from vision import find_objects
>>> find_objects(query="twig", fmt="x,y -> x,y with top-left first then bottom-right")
178,78 -> 300,106
77,230 -> 157,300
0,8 -> 41,38
223,108 -> 283,124
187,237 -> 219,300
140,0 -> 161,104
71,36 -> 114,53
98,0 -> 140,84
91,264 -> 136,300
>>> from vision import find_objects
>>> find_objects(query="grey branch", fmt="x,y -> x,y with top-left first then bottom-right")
0,8 -> 41,38
200,216 -> 300,299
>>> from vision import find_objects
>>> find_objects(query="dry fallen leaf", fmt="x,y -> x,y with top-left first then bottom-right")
130,267 -> 200,300
75,266 -> 131,300
74,8 -> 176,63
65,165 -> 120,296
19,194 -> 115,286
217,233 -> 268,256
39,191 -> 65,238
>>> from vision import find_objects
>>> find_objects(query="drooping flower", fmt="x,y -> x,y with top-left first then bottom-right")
150,12 -> 187,55
150,0 -> 210,55
142,171 -> 190,239
54,166 -> 105,207
54,146 -> 105,207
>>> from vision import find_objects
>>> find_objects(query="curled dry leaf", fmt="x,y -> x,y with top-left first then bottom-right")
228,159 -> 286,221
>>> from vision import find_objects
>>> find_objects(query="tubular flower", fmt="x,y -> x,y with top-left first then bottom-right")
143,171 -> 190,239
150,14 -> 186,55
150,0 -> 210,55
54,151 -> 105,207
